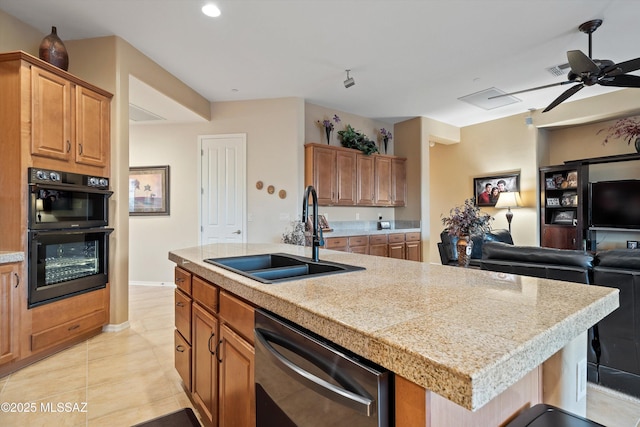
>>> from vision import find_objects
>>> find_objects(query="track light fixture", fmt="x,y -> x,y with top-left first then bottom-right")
343,69 -> 355,88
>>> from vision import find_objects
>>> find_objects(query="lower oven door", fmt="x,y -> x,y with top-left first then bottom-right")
28,228 -> 113,308
255,309 -> 390,427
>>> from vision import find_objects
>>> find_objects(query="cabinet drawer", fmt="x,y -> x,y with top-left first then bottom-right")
405,232 -> 421,242
369,235 -> 388,245
192,275 -> 218,313
174,329 -> 192,392
175,267 -> 192,294
325,237 -> 348,249
219,291 -> 255,345
31,309 -> 106,352
348,235 -> 368,247
388,233 -> 405,243
175,289 -> 192,343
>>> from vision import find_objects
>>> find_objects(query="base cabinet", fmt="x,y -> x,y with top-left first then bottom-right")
0,263 -> 21,366
174,266 -> 255,427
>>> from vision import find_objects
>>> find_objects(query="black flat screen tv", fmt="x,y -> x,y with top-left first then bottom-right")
590,180 -> 640,229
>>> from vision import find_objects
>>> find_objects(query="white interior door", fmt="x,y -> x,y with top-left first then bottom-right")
199,134 -> 246,244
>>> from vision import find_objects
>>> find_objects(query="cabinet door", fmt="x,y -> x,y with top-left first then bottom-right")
388,243 -> 405,259
75,86 -> 110,168
392,158 -> 407,206
405,241 -> 421,262
0,263 -> 20,366
375,156 -> 392,205
357,154 -> 375,205
541,226 -> 579,249
312,146 -> 337,205
31,66 -> 72,161
175,289 -> 192,343
219,323 -> 255,427
191,303 -> 219,426
175,329 -> 192,392
336,151 -> 356,205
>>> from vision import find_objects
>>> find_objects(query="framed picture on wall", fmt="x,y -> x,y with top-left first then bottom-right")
473,172 -> 520,207
129,165 -> 170,216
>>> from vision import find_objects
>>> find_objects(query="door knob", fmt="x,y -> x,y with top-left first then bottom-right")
232,230 -> 241,234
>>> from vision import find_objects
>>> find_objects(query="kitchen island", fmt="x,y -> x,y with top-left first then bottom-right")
169,243 -> 618,425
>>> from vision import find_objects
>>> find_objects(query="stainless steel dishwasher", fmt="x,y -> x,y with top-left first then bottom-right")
255,309 -> 391,427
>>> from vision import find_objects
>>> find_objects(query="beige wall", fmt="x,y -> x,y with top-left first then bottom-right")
0,9 -> 41,54
429,112 -> 539,263
129,97 -> 304,284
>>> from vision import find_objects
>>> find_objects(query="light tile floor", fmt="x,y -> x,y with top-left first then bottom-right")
0,284 -> 638,426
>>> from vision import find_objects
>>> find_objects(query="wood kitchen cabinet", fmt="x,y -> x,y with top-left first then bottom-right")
11,52 -> 112,174
388,233 -> 406,259
348,235 -> 369,254
304,144 -> 356,206
305,143 -> 406,207
0,263 -> 21,366
392,158 -> 407,206
175,266 -> 255,427
405,232 -> 422,262
369,235 -> 389,257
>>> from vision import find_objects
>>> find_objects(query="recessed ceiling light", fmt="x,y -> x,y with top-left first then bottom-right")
202,3 -> 221,17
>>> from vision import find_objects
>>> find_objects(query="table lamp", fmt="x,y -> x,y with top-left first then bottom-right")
495,191 -> 522,233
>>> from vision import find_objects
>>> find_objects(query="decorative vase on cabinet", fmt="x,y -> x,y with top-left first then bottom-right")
39,26 -> 69,71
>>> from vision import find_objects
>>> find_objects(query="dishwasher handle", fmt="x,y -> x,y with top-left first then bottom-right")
255,328 -> 376,417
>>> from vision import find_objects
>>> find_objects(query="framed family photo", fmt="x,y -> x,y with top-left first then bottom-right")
473,173 -> 520,207
129,165 -> 170,216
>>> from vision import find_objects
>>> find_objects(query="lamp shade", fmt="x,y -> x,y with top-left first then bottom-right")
495,191 -> 522,209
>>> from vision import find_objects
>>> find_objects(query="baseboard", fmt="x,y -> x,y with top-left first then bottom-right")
129,281 -> 176,287
103,320 -> 130,332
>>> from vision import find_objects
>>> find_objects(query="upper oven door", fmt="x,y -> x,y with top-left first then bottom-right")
29,183 -> 113,230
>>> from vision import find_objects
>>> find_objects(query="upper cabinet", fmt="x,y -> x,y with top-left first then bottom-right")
305,143 -> 406,207
1,51 -> 112,176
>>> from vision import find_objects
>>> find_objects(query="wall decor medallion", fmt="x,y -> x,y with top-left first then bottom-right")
267,185 -> 275,194
256,181 -> 264,190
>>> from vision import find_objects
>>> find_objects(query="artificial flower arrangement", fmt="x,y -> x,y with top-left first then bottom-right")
441,198 -> 493,237
598,116 -> 640,145
337,124 -> 379,155
317,114 -> 341,144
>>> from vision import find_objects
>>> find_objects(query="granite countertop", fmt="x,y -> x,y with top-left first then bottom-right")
323,227 -> 421,238
0,251 -> 24,264
168,243 -> 618,411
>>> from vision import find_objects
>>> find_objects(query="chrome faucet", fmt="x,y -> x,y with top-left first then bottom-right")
302,185 -> 324,262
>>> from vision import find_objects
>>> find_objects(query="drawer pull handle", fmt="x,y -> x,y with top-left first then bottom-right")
14,273 -> 19,288
215,339 -> 223,363
78,143 -> 83,155
66,140 -> 71,153
176,345 -> 185,353
68,324 -> 80,332
176,301 -> 184,307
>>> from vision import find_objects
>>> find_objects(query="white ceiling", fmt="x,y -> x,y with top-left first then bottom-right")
2,0 -> 639,127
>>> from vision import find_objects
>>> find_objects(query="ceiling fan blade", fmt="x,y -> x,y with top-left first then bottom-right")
488,81 -> 573,99
599,74 -> 640,88
567,50 -> 599,74
602,57 -> 640,76
542,84 -> 584,112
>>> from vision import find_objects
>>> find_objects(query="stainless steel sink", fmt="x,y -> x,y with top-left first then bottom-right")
204,253 -> 364,283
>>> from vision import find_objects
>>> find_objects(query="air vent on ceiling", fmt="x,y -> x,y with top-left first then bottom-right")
546,63 -> 571,77
129,103 -> 165,122
458,87 -> 520,110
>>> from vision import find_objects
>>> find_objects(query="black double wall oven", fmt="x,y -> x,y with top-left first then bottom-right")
27,168 -> 113,308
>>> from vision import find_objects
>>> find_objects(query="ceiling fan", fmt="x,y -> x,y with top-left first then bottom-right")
492,19 -> 640,112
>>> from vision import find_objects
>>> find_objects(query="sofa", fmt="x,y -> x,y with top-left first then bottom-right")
480,242 -> 640,399
437,229 -> 513,268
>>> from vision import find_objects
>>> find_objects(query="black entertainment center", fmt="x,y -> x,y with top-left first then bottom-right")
540,152 -> 640,251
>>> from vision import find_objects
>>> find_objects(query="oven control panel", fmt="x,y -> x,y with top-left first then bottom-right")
28,168 -> 109,189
